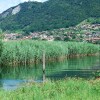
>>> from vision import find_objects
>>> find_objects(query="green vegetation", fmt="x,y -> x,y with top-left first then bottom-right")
0,40 -> 100,66
87,17 -> 100,24
77,17 -> 100,27
0,78 -> 100,100
0,40 -> 3,57
0,56 -> 99,80
0,29 -> 3,58
0,0 -> 100,33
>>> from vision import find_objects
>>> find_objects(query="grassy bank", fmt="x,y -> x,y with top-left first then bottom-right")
0,78 -> 100,100
0,40 -> 100,66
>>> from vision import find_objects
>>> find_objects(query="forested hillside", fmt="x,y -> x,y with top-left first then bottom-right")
0,0 -> 100,33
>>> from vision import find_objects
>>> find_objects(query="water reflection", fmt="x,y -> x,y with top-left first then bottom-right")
0,56 -> 100,90
0,80 -> 25,90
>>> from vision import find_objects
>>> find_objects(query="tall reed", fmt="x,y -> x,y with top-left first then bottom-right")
0,40 -> 100,66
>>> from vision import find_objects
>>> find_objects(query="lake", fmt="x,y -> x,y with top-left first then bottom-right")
0,55 -> 100,90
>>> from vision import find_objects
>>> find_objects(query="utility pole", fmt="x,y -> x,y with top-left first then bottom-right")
43,50 -> 45,73
43,50 -> 46,82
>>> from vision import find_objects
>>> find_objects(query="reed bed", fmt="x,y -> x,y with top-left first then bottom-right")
0,40 -> 100,66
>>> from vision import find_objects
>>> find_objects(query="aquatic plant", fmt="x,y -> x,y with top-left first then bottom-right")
0,78 -> 100,100
0,40 -> 100,66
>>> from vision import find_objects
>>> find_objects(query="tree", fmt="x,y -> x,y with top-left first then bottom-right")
0,29 -> 5,39
0,29 -> 3,58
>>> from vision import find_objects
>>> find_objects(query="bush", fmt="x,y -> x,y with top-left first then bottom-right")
0,40 -> 3,57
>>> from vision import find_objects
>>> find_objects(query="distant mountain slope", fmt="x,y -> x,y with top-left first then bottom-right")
0,0 -> 100,33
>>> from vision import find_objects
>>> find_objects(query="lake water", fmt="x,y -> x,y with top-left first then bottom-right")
0,56 -> 100,90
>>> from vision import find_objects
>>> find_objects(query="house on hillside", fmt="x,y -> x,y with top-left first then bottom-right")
4,33 -> 22,41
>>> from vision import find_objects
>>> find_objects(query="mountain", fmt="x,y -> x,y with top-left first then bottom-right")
0,0 -> 100,34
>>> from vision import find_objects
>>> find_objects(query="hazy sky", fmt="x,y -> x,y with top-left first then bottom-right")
0,0 -> 47,13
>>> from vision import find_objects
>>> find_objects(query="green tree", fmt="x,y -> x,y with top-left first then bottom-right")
0,29 -> 3,58
0,29 -> 4,39
0,0 -> 99,33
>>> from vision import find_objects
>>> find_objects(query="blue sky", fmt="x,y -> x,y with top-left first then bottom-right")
0,0 -> 47,13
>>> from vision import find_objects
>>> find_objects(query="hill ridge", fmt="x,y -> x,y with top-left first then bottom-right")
0,0 -> 100,33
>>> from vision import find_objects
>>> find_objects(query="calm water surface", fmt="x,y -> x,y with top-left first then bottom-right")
0,56 -> 100,90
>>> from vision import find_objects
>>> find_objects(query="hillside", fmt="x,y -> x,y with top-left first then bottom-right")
3,18 -> 100,44
30,17 -> 100,43
0,0 -> 100,33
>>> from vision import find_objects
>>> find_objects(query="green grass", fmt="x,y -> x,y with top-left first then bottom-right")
0,40 -> 100,66
0,78 -> 100,100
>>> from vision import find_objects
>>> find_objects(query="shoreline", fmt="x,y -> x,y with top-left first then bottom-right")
1,53 -> 100,67
0,78 -> 100,99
